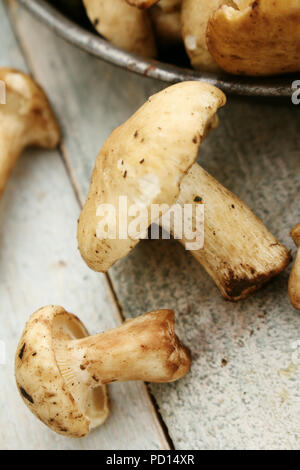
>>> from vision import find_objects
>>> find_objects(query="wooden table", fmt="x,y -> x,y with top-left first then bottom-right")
0,0 -> 299,450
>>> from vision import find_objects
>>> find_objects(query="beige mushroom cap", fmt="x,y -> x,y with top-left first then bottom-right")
181,0 -> 228,72
83,0 -> 157,58
126,0 -> 180,10
15,306 -> 109,438
158,0 -> 182,12
78,81 -> 226,272
150,0 -> 183,47
0,68 -> 60,149
291,224 -> 300,248
126,0 -> 159,8
207,0 -> 300,76
289,223 -> 300,310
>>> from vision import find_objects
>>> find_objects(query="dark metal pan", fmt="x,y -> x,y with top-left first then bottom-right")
19,0 -> 297,97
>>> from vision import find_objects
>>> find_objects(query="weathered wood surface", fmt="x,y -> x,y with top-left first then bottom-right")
2,0 -> 300,449
0,0 -> 169,450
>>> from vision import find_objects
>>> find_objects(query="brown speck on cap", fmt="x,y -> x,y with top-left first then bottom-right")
19,386 -> 34,404
19,343 -> 26,360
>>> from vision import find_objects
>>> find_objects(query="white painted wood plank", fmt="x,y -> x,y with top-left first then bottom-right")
10,2 -> 300,449
0,2 -> 168,450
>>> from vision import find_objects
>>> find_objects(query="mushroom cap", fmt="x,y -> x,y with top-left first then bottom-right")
126,0 -> 181,10
207,0 -> 300,76
15,306 -> 109,438
158,0 -> 182,13
181,0 -> 227,72
126,0 -> 159,8
0,68 -> 60,148
150,1 -> 182,46
291,223 -> 300,247
289,223 -> 300,310
78,81 -> 225,272
83,0 -> 157,58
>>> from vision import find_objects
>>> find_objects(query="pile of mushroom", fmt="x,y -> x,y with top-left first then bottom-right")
15,306 -> 191,437
0,68 -> 60,198
82,0 -> 300,76
78,81 -> 290,301
12,79 -> 294,438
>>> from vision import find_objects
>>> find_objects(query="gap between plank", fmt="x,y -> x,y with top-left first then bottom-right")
7,0 -> 174,450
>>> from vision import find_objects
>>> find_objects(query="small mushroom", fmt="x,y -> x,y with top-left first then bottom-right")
15,306 -> 190,437
150,0 -> 182,47
289,224 -> 300,310
127,0 -> 180,9
83,0 -> 157,58
0,68 -> 60,198
78,82 -> 290,301
126,0 -> 159,8
181,0 -> 228,72
207,0 -> 300,76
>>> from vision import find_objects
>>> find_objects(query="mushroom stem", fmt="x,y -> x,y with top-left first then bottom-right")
161,163 -> 291,301
288,223 -> 300,310
56,310 -> 191,386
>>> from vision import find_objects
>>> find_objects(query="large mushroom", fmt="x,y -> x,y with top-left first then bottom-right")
0,68 -> 60,198
15,306 -> 190,437
78,82 -> 290,301
83,0 -> 157,58
207,0 -> 300,76
289,224 -> 300,310
181,0 -> 228,71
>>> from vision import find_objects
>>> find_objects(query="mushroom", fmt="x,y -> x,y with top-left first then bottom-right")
181,0 -> 229,72
0,68 -> 60,198
15,306 -> 190,437
126,0 -> 180,9
289,224 -> 300,310
207,0 -> 300,76
77,81 -> 290,301
150,0 -> 183,47
83,0 -> 157,58
126,0 -> 159,8
157,0 -> 182,11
